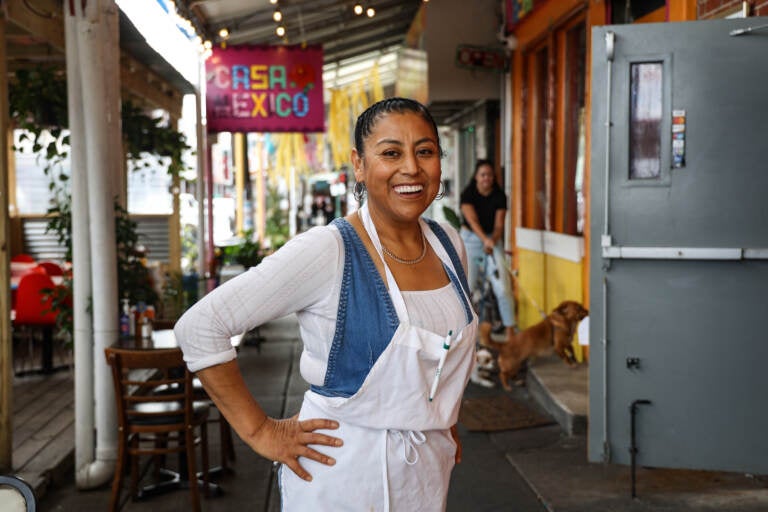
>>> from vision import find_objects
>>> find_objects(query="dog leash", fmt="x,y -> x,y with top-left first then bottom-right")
503,265 -> 547,319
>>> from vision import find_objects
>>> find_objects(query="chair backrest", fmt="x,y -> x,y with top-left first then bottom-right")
0,475 -> 37,512
13,272 -> 57,325
11,254 -> 35,263
104,347 -> 195,432
36,261 -> 64,277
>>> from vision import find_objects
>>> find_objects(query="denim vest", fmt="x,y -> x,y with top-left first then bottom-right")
310,218 -> 472,398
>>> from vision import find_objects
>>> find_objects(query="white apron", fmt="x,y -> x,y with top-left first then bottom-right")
280,205 -> 478,511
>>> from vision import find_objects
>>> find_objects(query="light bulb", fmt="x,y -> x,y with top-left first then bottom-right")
353,3 -> 363,15
218,27 -> 229,39
273,9 -> 282,22
366,7 -> 375,17
276,25 -> 285,37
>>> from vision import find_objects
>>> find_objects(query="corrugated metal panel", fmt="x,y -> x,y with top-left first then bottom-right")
22,218 -> 67,262
20,215 -> 171,263
133,215 -> 170,263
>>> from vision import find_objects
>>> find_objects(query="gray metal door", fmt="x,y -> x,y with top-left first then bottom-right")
589,17 -> 768,474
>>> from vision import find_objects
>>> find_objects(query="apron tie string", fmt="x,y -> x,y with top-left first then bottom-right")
390,429 -> 427,465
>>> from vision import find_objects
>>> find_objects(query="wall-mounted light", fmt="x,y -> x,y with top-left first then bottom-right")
273,9 -> 282,22
366,7 -> 375,17
353,3 -> 363,15
276,25 -> 286,37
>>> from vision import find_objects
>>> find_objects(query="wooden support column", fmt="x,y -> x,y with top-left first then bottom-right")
0,13 -> 14,471
168,121 -> 181,275
667,0 -> 699,21
234,132 -> 245,235
255,139 -> 265,243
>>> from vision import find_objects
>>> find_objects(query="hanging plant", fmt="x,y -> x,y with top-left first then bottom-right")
8,65 -> 188,338
121,100 -> 191,178
9,65 -> 191,181
8,66 -> 70,180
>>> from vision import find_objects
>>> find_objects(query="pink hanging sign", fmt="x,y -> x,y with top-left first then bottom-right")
205,45 -> 325,133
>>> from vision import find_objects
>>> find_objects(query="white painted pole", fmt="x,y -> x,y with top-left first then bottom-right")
70,0 -> 120,488
64,4 -> 97,485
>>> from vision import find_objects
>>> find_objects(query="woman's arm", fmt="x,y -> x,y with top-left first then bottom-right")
175,227 -> 341,373
196,360 -> 342,481
460,203 -> 495,254
491,208 -> 507,245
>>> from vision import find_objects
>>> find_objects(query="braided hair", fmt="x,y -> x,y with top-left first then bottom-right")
353,97 -> 443,158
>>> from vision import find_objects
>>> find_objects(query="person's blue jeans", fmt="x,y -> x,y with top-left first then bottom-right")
460,228 -> 516,328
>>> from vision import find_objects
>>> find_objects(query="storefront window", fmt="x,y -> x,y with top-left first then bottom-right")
629,62 -> 663,180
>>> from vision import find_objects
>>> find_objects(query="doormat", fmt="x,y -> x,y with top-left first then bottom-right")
459,394 -> 556,432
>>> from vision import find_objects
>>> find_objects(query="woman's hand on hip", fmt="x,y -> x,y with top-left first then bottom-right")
451,424 -> 462,464
251,414 -> 343,481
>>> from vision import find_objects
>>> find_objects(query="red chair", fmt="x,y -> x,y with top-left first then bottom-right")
12,272 -> 62,375
11,254 -> 36,263
36,261 -> 64,277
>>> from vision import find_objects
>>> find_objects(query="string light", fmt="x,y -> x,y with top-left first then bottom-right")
218,27 -> 229,39
269,0 -> 278,3
276,25 -> 286,37
353,3 -> 363,15
366,7 -> 375,17
273,9 -> 282,22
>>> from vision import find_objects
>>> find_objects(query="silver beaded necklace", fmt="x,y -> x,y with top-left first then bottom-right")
381,232 -> 427,265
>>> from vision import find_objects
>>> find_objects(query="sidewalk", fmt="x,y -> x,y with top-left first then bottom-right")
34,315 -> 768,510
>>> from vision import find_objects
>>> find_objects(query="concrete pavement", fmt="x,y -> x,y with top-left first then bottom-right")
39,314 -> 768,511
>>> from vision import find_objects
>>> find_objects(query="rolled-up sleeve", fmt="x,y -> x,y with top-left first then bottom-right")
174,226 -> 341,372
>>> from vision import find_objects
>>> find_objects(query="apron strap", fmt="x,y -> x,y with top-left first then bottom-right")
359,204 -> 474,325
358,204 -> 410,322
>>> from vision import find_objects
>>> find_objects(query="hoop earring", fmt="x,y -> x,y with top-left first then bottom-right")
435,180 -> 446,200
353,181 -> 366,203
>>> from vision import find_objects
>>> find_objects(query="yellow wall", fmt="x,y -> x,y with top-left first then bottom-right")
516,247 -> 586,362
516,248 -> 546,329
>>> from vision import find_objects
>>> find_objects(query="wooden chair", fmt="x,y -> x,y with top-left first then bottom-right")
36,261 -> 64,277
12,271 -> 60,375
0,475 -> 37,511
104,347 -> 210,512
193,377 -> 236,473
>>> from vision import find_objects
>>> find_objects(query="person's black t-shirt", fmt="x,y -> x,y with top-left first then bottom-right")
460,186 -> 507,235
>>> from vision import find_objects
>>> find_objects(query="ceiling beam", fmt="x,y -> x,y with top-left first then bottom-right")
4,0 -> 64,50
120,54 -> 184,120
324,35 -> 406,65
5,43 -> 64,63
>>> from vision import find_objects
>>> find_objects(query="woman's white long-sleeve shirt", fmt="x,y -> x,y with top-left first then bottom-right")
174,222 -> 467,386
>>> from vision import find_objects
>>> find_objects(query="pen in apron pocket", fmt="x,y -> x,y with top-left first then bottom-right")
429,330 -> 452,402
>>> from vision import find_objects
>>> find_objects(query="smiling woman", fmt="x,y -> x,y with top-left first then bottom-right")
174,98 -> 478,511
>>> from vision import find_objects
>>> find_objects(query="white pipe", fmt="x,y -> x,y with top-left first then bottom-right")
602,31 -> 614,238
601,276 -> 610,463
71,0 -> 119,488
600,30 -> 615,465
64,6 -> 99,487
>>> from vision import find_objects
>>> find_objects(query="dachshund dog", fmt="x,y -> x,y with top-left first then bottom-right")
479,300 -> 589,390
